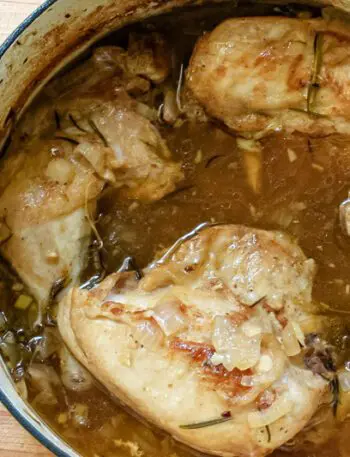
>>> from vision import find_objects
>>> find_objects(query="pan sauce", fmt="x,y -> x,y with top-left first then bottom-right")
1,3 -> 350,457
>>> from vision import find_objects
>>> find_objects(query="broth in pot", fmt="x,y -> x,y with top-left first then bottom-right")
1,2 -> 350,457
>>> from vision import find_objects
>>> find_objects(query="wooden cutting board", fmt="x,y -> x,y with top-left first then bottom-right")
0,4 -> 53,456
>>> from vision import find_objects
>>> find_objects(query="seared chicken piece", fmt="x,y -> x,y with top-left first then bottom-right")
186,17 -> 350,137
126,32 -> 171,84
46,32 -> 170,100
0,137 -> 103,308
0,34 -> 182,309
58,225 -> 330,457
55,89 -> 183,201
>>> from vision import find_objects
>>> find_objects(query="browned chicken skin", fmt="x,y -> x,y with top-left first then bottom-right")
186,17 -> 350,137
59,225 -> 330,457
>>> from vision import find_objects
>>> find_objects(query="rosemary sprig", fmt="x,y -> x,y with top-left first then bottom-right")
69,114 -> 87,133
179,415 -> 232,430
205,155 -> 224,168
307,32 -> 323,113
55,136 -> 79,145
164,185 -> 194,200
54,110 -> 61,130
265,425 -> 271,443
330,375 -> 340,417
89,119 -> 109,147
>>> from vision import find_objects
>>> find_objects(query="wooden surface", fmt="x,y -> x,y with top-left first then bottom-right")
0,0 -> 44,43
0,4 -> 52,457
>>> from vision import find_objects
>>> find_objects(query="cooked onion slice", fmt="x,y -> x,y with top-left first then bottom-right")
212,316 -> 261,371
45,158 -> 75,185
248,395 -> 293,428
152,297 -> 188,336
133,319 -> 164,350
282,322 -> 301,357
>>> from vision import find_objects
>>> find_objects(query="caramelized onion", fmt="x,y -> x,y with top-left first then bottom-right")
28,364 -> 61,406
152,297 -> 188,336
248,396 -> 293,428
212,316 -> 261,371
282,322 -> 301,357
45,158 -> 75,185
134,319 -> 164,350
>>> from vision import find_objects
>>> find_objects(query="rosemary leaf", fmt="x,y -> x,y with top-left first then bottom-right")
54,110 -> 61,130
307,32 -> 323,113
179,416 -> 232,430
55,136 -> 79,145
69,114 -> 87,133
89,119 -> 109,147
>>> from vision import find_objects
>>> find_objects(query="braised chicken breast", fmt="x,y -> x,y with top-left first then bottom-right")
186,17 -> 350,137
58,225 -> 330,457
0,34 -> 182,310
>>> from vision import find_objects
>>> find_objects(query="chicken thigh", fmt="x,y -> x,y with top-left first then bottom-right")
186,17 -> 350,137
58,225 -> 331,457
0,33 -> 182,311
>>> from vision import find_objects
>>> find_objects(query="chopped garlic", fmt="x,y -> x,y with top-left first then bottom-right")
248,396 -> 293,428
14,294 -> 33,310
257,355 -> 273,373
45,158 -> 75,185
311,162 -> 324,172
114,439 -> 143,457
194,149 -> 203,164
12,283 -> 24,292
57,412 -> 68,425
241,321 -> 262,337
287,148 -> 297,163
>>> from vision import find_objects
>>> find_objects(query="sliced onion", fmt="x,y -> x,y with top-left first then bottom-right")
255,307 -> 273,334
237,138 -> 262,194
28,364 -> 61,389
28,364 -> 61,406
163,88 -> 180,125
290,320 -> 305,347
32,390 -> 58,407
282,322 -> 301,357
248,395 -> 293,428
241,319 -> 262,337
241,343 -> 286,388
60,346 -> 93,392
212,316 -> 261,371
152,297 -> 188,336
257,354 -> 273,373
45,158 -> 75,185
133,319 -> 164,350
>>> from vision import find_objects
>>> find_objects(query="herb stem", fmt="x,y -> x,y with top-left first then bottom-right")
179,416 -> 232,430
